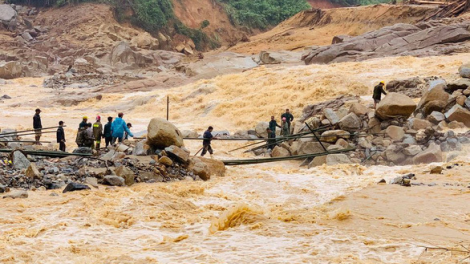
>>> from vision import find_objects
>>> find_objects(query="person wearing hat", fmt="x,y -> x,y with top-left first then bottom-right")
56,121 -> 66,152
373,81 -> 387,109
79,116 -> 88,129
93,116 -> 103,150
33,108 -> 42,145
111,112 -> 133,144
124,123 -> 132,140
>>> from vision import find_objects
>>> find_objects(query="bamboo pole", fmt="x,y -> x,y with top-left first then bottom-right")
0,126 -> 65,136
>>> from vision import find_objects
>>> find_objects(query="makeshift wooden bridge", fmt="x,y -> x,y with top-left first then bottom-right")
185,124 -> 357,166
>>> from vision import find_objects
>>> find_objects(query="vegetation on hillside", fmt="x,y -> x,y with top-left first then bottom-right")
218,0 -> 311,29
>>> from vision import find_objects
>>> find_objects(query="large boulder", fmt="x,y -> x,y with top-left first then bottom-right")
271,146 -> 290,157
339,113 -> 361,131
0,61 -> 22,79
376,93 -> 416,120
413,143 -> 442,164
445,105 -> 470,127
255,122 -> 269,138
0,4 -> 16,23
459,63 -> 470,78
130,32 -> 159,50
12,150 -> 30,170
188,157 -> 225,181
416,84 -> 449,116
298,142 -> 325,155
109,42 -> 153,69
320,130 -> 350,143
147,118 -> 184,149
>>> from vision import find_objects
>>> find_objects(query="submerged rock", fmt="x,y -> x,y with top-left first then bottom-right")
62,182 -> 91,193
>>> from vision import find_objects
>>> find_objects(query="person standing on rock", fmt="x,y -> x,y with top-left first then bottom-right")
124,123 -> 133,140
104,117 -> 113,148
281,109 -> 294,134
201,126 -> 217,157
56,121 -> 66,152
373,81 -> 387,109
111,113 -> 133,145
266,128 -> 276,151
79,116 -> 88,129
93,116 -> 103,150
281,117 -> 290,137
269,116 -> 281,136
33,108 -> 42,145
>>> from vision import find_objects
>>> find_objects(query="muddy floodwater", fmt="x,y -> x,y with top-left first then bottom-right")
1,54 -> 470,263
2,155 -> 470,263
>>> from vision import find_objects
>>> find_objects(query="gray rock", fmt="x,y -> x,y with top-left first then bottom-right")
404,145 -> 421,156
447,78 -> 470,91
385,145 -> 407,164
165,145 -> 190,164
21,31 -> 33,41
339,113 -> 361,131
358,137 -> 372,149
3,190 -> 28,199
402,134 -> 417,145
132,139 -> 148,156
0,4 -> 16,22
427,111 -> 445,124
386,126 -> 405,141
323,108 -> 340,125
298,142 -> 326,155
459,63 -> 470,78
271,146 -> 290,157
0,61 -> 22,79
104,175 -> 125,186
12,150 -> 30,170
0,183 -> 7,193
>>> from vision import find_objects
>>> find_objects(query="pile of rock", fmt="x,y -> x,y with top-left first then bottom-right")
250,64 -> 470,167
0,119 -> 226,195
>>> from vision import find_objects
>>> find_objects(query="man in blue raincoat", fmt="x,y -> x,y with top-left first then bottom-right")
111,112 -> 133,144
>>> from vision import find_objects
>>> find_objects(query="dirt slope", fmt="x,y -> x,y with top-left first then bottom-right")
172,0 -> 246,47
229,4 -> 439,54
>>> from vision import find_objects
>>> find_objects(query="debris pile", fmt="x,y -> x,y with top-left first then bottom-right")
0,119 -> 226,196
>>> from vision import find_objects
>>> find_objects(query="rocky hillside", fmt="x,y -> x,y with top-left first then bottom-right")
229,4 -> 440,53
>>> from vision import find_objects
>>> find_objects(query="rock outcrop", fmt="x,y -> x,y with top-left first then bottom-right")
302,22 -> 470,65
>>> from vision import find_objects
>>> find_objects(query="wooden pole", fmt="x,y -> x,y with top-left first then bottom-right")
166,95 -> 169,121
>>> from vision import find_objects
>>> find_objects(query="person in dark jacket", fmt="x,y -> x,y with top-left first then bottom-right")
373,81 -> 387,109
33,108 -> 42,145
201,126 -> 217,157
269,116 -> 281,135
56,121 -> 66,152
103,117 -> 113,148
267,128 -> 276,151
281,117 -> 290,136
281,109 -> 294,134
79,116 -> 88,129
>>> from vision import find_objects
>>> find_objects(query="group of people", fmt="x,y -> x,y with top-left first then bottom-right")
32,109 -> 134,152
74,113 -> 134,150
265,109 -> 294,150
